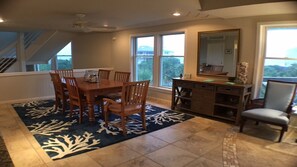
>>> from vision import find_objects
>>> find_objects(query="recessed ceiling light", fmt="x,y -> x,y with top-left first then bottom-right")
0,18 -> 4,23
173,12 -> 181,16
103,24 -> 108,27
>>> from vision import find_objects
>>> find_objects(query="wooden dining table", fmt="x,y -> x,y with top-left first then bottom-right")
75,77 -> 123,122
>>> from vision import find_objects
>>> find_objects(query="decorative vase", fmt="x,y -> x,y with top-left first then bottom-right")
236,62 -> 248,84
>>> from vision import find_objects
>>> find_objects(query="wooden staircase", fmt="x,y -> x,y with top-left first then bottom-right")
0,58 -> 17,73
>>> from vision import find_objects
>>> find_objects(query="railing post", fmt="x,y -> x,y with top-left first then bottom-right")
17,32 -> 26,72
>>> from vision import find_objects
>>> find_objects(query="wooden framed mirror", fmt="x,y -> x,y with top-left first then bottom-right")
197,29 -> 240,77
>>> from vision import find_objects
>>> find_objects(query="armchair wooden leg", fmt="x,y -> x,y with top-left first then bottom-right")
278,126 -> 287,142
239,118 -> 246,132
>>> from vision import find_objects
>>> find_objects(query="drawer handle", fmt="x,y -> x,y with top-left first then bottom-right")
201,85 -> 206,88
225,88 -> 232,91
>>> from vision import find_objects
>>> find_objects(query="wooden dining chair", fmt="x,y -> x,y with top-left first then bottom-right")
105,71 -> 131,100
55,69 -> 74,79
98,69 -> 111,80
50,72 -> 68,114
114,71 -> 130,82
64,77 -> 87,124
103,80 -> 150,135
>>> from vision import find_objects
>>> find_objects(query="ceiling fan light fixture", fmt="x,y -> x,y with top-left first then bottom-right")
172,12 -> 181,16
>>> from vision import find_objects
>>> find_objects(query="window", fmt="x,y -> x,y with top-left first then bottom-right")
254,23 -> 297,105
134,36 -> 154,84
160,34 -> 185,87
133,33 -> 185,88
35,42 -> 72,71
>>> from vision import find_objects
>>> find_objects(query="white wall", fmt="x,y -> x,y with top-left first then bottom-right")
0,69 -> 97,104
0,72 -> 54,103
1,14 -> 296,104
72,33 -> 113,69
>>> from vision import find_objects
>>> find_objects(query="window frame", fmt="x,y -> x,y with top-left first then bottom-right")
159,33 -> 185,87
132,31 -> 185,88
253,21 -> 297,99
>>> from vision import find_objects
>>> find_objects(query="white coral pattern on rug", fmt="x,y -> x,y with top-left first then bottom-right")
97,120 -> 120,135
26,107 -> 59,119
97,119 -> 147,135
42,132 -> 100,160
28,119 -> 77,136
146,110 -> 185,125
13,100 -> 49,108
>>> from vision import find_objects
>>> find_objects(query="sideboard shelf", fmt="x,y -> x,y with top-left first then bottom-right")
171,78 -> 252,124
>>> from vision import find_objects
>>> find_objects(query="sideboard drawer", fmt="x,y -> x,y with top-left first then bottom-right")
217,86 -> 241,95
174,80 -> 193,88
194,83 -> 215,91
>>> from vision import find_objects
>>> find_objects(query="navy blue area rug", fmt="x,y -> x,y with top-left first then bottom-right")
12,100 -> 193,160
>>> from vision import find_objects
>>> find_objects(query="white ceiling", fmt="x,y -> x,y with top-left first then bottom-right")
0,0 -> 296,32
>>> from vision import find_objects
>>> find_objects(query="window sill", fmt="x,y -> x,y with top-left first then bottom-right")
149,86 -> 172,94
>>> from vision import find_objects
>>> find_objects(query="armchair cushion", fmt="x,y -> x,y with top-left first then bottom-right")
242,108 -> 289,125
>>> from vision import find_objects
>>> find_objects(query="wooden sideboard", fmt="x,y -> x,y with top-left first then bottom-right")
171,78 -> 252,124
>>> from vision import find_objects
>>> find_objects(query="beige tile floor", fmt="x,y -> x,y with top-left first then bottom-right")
0,100 -> 297,167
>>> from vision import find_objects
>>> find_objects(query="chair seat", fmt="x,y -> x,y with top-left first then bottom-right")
242,108 -> 289,125
108,103 -> 142,114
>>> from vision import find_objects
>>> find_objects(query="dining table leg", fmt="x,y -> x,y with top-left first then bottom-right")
85,93 -> 95,122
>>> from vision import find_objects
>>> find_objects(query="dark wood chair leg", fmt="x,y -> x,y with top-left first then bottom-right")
104,110 -> 109,127
79,105 -> 83,124
279,128 -> 285,142
239,118 -> 246,132
54,97 -> 59,112
62,99 -> 66,114
69,103 -> 73,117
121,115 -> 127,135
141,111 -> 146,130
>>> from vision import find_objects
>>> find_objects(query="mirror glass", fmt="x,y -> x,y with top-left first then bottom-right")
197,29 -> 240,77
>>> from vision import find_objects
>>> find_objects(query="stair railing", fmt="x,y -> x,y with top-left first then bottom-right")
0,42 -> 17,73
24,31 -> 42,49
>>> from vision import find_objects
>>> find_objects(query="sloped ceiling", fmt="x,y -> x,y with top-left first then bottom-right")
0,0 -> 296,32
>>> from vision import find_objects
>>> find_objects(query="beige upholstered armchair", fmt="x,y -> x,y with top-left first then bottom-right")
240,80 -> 297,142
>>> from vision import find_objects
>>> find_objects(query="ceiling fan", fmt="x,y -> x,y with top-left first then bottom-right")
72,13 -> 116,32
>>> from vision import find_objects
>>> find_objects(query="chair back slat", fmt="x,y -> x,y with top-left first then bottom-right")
98,69 -> 111,80
264,80 -> 297,112
114,71 -> 130,82
50,72 -> 64,96
64,77 -> 80,103
55,69 -> 74,79
121,80 -> 150,107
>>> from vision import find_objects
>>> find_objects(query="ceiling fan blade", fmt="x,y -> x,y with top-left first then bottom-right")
83,26 -> 117,32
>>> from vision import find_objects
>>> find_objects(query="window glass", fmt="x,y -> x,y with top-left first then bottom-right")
160,34 -> 185,87
135,36 -> 154,84
36,60 -> 51,71
57,42 -> 72,69
162,34 -> 185,56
